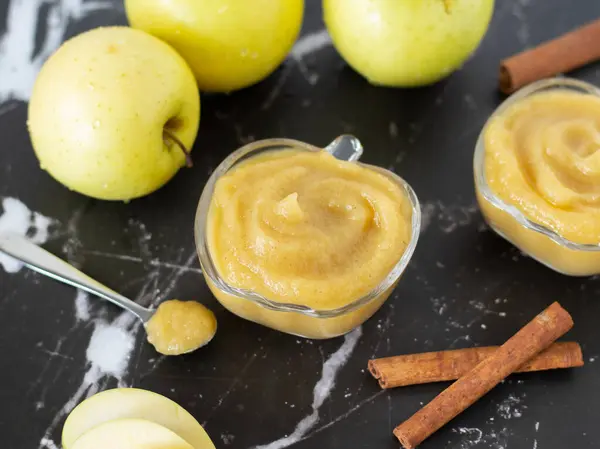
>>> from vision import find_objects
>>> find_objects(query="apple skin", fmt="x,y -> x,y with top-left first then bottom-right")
62,388 -> 215,449
323,0 -> 494,87
71,418 -> 193,449
125,0 -> 304,92
28,27 -> 200,201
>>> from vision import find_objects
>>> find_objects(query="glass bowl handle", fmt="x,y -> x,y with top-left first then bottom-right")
324,134 -> 364,162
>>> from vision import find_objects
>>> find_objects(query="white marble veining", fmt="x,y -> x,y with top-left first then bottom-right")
290,29 -> 332,61
253,326 -> 362,449
0,197 -> 54,272
0,0 -> 111,104
74,290 -> 91,321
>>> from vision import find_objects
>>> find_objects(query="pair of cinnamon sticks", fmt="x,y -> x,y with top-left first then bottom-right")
368,302 -> 582,449
500,18 -> 600,93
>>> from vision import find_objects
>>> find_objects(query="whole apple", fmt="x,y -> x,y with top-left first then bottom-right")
28,27 -> 200,201
324,0 -> 494,87
125,0 -> 304,92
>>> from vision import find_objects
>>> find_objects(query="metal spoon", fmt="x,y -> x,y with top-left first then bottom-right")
0,232 -> 154,322
0,232 -> 216,354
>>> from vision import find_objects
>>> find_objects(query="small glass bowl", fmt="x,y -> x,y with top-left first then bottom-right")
474,77 -> 600,276
195,135 -> 421,339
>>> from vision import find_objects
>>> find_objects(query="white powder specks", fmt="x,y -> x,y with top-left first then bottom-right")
453,427 -> 512,449
533,421 -> 540,449
463,94 -> 477,111
456,427 -> 483,444
74,290 -> 91,321
420,203 -> 436,234
430,296 -> 448,315
438,203 -> 479,233
253,327 -> 362,449
419,201 -> 480,234
468,299 -> 508,319
0,197 -> 55,273
497,393 -> 527,419
470,300 -> 486,311
86,321 -> 135,379
221,434 -> 235,445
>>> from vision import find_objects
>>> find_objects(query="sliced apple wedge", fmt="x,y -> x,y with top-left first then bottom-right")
63,388 -> 215,449
71,418 -> 193,449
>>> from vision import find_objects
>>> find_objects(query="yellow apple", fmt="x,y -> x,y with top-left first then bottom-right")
125,0 -> 304,92
62,388 -> 215,449
71,419 -> 193,449
28,27 -> 200,201
323,0 -> 494,87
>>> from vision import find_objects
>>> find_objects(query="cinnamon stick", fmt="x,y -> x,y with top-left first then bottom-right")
394,302 -> 573,449
369,342 -> 583,389
500,18 -> 600,94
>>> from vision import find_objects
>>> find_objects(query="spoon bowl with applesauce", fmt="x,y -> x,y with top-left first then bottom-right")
0,232 -> 216,355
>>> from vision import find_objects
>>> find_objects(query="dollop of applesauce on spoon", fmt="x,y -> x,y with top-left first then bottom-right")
146,300 -> 217,355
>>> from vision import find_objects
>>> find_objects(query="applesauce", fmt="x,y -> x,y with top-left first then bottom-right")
195,137 -> 420,339
146,300 -> 217,355
475,78 -> 600,276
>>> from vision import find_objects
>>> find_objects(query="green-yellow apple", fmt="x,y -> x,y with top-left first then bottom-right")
125,0 -> 304,92
323,0 -> 494,87
63,388 -> 215,449
28,27 -> 200,201
71,419 -> 193,449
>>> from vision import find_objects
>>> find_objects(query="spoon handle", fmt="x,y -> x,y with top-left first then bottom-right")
0,232 -> 153,323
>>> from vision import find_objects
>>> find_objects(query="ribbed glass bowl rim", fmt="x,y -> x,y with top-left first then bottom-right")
194,138 -> 421,318
474,77 -> 600,252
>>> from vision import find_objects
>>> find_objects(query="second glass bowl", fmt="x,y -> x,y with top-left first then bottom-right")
474,77 -> 600,276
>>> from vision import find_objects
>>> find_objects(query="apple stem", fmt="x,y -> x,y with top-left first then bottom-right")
163,129 -> 193,168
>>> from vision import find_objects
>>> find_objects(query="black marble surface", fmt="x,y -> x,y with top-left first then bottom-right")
2,1 -> 600,448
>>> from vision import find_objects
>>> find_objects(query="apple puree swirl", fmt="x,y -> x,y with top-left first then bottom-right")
206,150 -> 413,310
484,90 -> 600,244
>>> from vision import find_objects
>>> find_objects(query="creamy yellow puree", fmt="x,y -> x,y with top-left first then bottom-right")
205,149 -> 413,338
146,300 -> 217,355
480,89 -> 600,275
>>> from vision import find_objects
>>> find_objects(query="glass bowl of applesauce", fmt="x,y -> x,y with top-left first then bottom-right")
195,135 -> 421,339
474,77 -> 600,276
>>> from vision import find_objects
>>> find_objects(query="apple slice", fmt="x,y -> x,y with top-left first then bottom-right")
63,388 -> 215,449
71,418 -> 193,449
